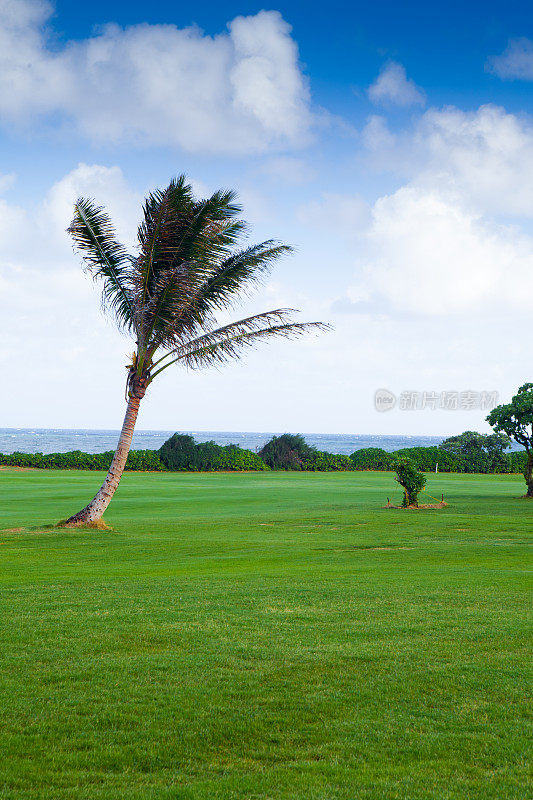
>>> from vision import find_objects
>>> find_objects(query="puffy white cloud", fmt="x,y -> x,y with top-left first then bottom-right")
41,163 -> 142,251
0,163 -> 142,275
351,186 -> 533,315
368,61 -> 425,107
487,38 -> 533,81
0,1 -> 312,153
362,104 -> 533,218
337,104 -> 533,315
410,105 -> 533,218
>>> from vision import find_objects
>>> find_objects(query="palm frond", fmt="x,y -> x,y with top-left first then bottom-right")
133,178 -> 248,340
143,241 -> 294,353
166,319 -> 330,371
68,198 -> 135,332
162,309 -> 297,353
195,242 -> 293,312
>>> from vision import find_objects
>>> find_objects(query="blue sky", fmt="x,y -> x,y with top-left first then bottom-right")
1,0 -> 532,434
52,0 -> 533,107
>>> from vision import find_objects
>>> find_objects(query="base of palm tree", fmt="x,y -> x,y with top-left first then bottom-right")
56,518 -> 113,530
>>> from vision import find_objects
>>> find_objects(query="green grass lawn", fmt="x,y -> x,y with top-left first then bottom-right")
0,468 -> 531,799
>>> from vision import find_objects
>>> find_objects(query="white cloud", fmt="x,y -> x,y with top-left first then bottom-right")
0,163 -> 142,273
362,104 -> 533,218
0,1 -> 313,153
487,38 -> 533,81
336,104 -> 533,316
411,105 -> 533,218
368,61 -> 425,107
41,163 -> 142,251
361,115 -> 396,151
351,186 -> 533,315
0,164 -> 147,426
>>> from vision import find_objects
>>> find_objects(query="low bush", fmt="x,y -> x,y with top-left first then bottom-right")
393,446 -> 464,473
159,434 -> 268,471
302,451 -> 354,471
393,456 -> 426,507
350,444 -> 526,474
0,449 -> 165,471
259,435 -> 353,471
350,448 -> 394,471
258,434 -> 315,470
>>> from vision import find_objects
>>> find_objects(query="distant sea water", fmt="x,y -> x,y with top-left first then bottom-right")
0,428 -> 450,455
0,429 -> 523,456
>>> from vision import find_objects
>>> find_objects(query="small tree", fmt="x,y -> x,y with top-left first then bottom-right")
393,456 -> 426,507
439,430 -> 510,473
258,434 -> 315,470
486,383 -> 533,497
159,434 -> 199,470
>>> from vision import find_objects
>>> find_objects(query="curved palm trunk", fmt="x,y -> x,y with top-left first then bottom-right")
64,396 -> 142,525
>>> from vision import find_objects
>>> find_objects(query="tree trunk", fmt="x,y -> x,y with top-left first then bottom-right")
525,452 -> 533,498
64,395 -> 142,525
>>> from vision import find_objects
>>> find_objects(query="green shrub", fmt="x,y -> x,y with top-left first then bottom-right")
0,449 -> 164,471
393,456 -> 426,507
258,435 -> 353,471
159,434 -> 268,471
350,448 -> 394,471
393,446 -> 464,473
302,451 -> 353,471
349,444 -> 526,474
0,436 -> 527,475
438,431 -> 511,473
158,435 -> 200,470
508,450 -> 528,474
258,434 -> 315,470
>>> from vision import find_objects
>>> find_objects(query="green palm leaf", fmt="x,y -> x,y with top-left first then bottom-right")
68,198 -> 135,332
151,317 -> 329,375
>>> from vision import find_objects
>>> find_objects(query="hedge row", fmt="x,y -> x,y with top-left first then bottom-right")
0,440 -> 528,474
159,435 -> 268,471
0,436 -> 267,472
301,452 -> 354,471
0,449 -> 165,471
350,446 -> 528,474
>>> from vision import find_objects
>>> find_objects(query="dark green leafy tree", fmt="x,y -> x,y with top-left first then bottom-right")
258,433 -> 315,470
487,384 -> 533,497
393,456 -> 426,507
439,430 -> 510,473
159,434 -> 199,470
63,177 -> 327,524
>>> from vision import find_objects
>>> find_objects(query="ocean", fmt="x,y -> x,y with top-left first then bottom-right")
0,428 -> 476,455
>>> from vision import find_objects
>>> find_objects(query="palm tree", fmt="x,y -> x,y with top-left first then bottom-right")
64,176 -> 327,525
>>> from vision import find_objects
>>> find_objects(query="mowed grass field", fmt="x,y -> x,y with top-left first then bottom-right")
0,468 -> 531,800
